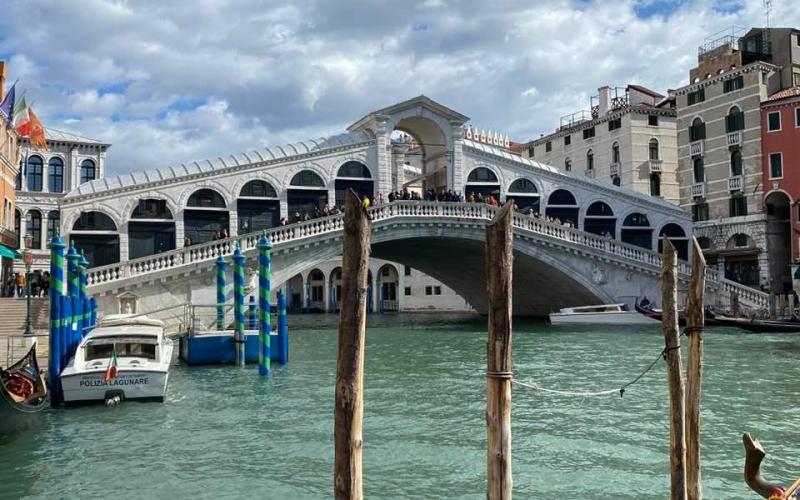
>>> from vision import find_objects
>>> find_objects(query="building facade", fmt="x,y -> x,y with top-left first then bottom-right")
760,86 -> 800,294
0,62 -> 21,288
14,129 -> 110,274
522,84 -> 679,204
673,27 -> 799,291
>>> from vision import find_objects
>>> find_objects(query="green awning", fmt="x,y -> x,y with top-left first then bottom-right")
0,244 -> 21,260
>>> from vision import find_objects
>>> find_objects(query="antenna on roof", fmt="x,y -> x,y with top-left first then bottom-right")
763,0 -> 772,28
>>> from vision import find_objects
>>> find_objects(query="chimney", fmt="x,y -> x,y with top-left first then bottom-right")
0,61 -> 6,102
598,86 -> 611,117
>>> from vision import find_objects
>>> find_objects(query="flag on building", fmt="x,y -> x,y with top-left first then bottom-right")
103,346 -> 119,382
0,82 -> 15,127
16,106 -> 48,151
13,95 -> 27,126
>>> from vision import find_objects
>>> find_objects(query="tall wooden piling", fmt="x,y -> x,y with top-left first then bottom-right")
334,189 -> 371,500
685,238 -> 706,500
662,236 -> 687,500
486,203 -> 514,500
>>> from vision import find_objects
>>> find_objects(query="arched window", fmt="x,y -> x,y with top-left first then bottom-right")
650,173 -> 661,197
726,106 -> 744,132
240,180 -> 278,198
545,189 -> 579,227
290,170 -> 325,187
80,159 -> 96,184
586,150 -> 594,170
507,178 -> 540,213
25,210 -> 42,249
730,149 -> 743,176
14,209 -> 21,240
47,211 -> 60,242
658,223 -> 689,260
649,139 -> 659,160
26,156 -> 43,192
584,201 -> 616,237
467,167 -> 498,183
48,157 -> 64,193
693,158 -> 704,183
564,158 -> 571,172
689,118 -> 705,142
187,189 -> 226,208
132,199 -> 173,219
611,142 -> 620,164
73,211 -> 118,231
336,161 -> 371,179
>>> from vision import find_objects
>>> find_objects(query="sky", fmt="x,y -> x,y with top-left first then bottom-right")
1,0 -> 799,176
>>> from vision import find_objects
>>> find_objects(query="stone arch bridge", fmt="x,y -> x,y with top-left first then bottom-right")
85,201 -> 768,321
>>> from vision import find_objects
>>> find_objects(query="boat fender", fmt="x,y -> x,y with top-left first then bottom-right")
104,395 -> 122,407
769,487 -> 786,500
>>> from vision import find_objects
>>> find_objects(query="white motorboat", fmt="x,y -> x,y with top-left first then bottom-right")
548,303 -> 659,325
60,315 -> 173,403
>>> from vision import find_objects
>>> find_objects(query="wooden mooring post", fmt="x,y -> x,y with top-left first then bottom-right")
661,236 -> 687,500
334,189 -> 371,500
486,203 -> 514,500
685,238 -> 706,500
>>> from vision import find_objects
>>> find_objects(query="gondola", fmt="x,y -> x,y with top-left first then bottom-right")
707,312 -> 800,333
1,343 -> 48,439
635,298 -> 724,327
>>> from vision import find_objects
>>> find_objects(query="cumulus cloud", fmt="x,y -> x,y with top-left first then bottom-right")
0,0 -> 797,174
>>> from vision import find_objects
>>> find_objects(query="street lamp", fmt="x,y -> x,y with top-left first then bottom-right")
22,234 -> 34,336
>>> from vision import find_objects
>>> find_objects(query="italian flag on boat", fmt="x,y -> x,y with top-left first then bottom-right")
104,347 -> 118,382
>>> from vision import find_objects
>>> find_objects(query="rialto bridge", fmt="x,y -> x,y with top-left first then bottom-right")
57,96 -> 768,319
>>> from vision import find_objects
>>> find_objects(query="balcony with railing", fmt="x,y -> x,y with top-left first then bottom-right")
727,131 -> 742,147
609,162 -> 620,177
728,175 -> 743,192
691,182 -> 705,198
648,159 -> 663,173
690,140 -> 704,157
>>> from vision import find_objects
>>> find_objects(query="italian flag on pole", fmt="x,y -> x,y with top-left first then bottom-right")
103,346 -> 118,382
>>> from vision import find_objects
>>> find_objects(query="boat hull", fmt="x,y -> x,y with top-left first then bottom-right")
61,370 -> 169,402
549,311 -> 659,325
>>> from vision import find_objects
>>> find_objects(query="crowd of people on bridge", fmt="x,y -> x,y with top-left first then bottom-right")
2,271 -> 50,298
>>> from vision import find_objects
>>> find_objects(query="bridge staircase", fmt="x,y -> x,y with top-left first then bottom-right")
84,201 -> 769,311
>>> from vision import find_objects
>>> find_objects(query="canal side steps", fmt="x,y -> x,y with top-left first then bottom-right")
83,201 -> 770,310
0,297 -> 50,336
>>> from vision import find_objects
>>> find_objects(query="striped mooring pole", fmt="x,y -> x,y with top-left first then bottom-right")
79,252 -> 90,336
66,244 -> 81,355
232,247 -> 246,366
215,256 -> 227,331
278,290 -> 288,365
48,236 -> 66,407
257,235 -> 272,376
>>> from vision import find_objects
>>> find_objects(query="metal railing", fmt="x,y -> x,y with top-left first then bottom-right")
690,140 -> 704,157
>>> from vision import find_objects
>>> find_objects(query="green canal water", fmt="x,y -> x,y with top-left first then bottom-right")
1,313 -> 799,499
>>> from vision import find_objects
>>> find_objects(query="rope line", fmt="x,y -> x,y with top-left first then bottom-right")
512,344 -> 677,398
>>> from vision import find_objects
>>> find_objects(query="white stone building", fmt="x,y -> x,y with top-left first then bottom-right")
14,128 -> 109,273
522,85 -> 679,204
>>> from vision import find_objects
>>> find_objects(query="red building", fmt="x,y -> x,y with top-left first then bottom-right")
761,87 -> 800,293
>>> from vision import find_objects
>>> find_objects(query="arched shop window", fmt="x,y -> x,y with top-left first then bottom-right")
465,167 -> 500,198
238,180 -> 280,234
658,223 -> 689,260
184,189 -> 229,245
621,212 -> 652,250
288,170 -> 328,220
334,162 -> 373,208
70,211 -> 120,267
584,201 -> 616,237
129,199 -> 176,259
545,189 -> 579,227
506,178 -> 540,214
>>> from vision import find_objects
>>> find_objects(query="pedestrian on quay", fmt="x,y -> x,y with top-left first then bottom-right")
15,272 -> 25,298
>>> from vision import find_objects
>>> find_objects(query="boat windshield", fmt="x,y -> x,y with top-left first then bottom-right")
85,342 -> 157,361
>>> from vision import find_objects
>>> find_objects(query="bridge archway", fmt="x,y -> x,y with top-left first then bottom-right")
237,180 -> 280,234
392,116 -> 449,192
129,199 -> 176,259
184,188 -> 229,244
506,178 -> 540,214
376,264 -> 399,312
583,201 -> 616,238
306,268 -> 325,311
71,211 -> 120,267
288,170 -> 328,218
334,161 -> 373,207
545,189 -> 579,227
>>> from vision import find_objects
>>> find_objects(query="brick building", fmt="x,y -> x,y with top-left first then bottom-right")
0,61 -> 21,288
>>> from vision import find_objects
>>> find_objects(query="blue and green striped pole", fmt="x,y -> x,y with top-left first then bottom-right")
278,290 -> 288,365
66,244 -> 81,356
79,252 -> 90,336
48,235 -> 66,407
232,247 -> 246,366
257,235 -> 272,376
215,256 -> 227,331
